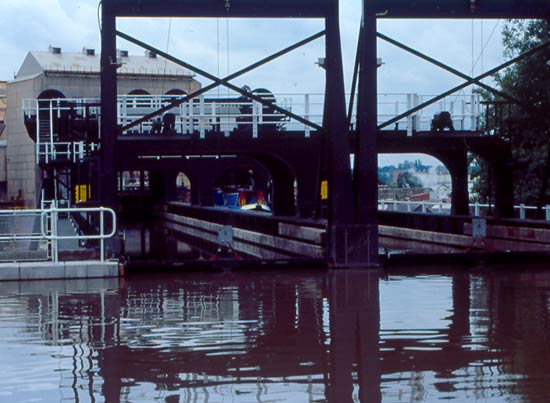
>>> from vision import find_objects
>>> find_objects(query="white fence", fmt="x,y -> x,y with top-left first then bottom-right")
379,200 -> 550,221
23,91 -> 482,136
0,206 -> 117,263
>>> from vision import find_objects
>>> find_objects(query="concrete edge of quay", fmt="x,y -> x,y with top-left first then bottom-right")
0,260 -> 123,281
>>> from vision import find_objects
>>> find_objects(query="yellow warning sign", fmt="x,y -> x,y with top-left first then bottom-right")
321,180 -> 328,200
75,185 -> 90,203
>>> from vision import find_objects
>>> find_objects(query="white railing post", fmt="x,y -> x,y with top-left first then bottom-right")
211,102 -> 217,136
188,99 -> 194,134
474,202 -> 480,217
407,201 -> 412,212
252,101 -> 259,138
520,204 -> 526,220
199,95 -> 205,138
470,93 -> 477,131
546,205 -> 550,222
35,99 -> 41,150
421,202 -> 426,213
305,94 -> 311,138
52,208 -> 59,263
181,101 -> 187,134
393,200 -> 397,211
461,98 -> 466,130
49,100 -> 54,147
413,94 -> 420,131
100,209 -> 105,262
406,94 -> 413,137
121,95 -> 127,127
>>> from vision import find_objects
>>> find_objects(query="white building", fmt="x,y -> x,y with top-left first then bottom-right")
4,46 -> 201,207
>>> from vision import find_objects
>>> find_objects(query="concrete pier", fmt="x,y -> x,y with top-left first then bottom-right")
0,260 -> 121,281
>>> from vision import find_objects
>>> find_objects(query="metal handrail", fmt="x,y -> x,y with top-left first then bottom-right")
23,92 -> 483,137
379,199 -> 550,221
37,206 -> 117,262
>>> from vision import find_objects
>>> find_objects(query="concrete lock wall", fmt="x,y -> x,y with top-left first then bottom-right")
6,76 -> 43,206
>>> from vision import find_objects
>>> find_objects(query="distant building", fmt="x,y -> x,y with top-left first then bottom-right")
0,81 -> 6,124
414,166 -> 452,201
0,81 -> 8,199
4,46 -> 201,206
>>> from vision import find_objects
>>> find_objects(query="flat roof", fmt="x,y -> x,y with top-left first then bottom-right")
31,50 -> 194,77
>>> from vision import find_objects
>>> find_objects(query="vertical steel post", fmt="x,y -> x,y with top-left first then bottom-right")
355,6 -> 379,266
100,8 -> 118,208
325,9 -> 357,267
325,13 -> 354,226
305,94 -> 311,137
52,208 -> 59,263
100,209 -> 105,262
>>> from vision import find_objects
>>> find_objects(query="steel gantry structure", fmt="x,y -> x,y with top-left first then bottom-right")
100,0 -> 550,268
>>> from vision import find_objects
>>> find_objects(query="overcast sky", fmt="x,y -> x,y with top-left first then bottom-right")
0,0 -> 507,166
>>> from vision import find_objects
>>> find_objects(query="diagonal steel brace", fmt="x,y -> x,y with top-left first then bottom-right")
379,38 -> 550,130
377,32 -> 526,108
117,30 -> 324,132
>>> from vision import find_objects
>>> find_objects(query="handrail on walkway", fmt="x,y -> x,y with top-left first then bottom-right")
40,206 -> 117,262
0,206 -> 116,264
379,199 -> 550,222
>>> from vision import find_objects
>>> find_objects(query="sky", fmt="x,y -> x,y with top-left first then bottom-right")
0,0 -> 507,166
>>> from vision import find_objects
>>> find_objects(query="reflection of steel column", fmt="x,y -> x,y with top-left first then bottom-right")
449,273 -> 471,344
327,270 -> 381,403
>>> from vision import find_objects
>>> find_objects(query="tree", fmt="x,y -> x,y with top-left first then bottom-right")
396,171 -> 422,188
490,20 -> 550,207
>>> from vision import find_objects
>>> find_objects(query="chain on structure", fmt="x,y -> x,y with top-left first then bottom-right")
225,0 -> 230,12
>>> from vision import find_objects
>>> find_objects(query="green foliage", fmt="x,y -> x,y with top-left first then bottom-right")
378,172 -> 392,185
478,20 -> 550,205
396,171 -> 422,188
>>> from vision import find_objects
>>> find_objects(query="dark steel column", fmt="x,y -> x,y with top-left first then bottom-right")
100,8 -> 118,208
325,11 -> 359,267
355,7 -> 379,265
325,13 -> 354,225
492,154 -> 515,218
440,151 -> 470,216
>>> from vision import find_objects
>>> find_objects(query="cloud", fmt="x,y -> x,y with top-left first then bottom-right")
0,0 -> 505,133
1,1 -> 505,92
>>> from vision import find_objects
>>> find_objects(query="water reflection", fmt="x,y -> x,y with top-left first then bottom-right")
2,268 -> 550,402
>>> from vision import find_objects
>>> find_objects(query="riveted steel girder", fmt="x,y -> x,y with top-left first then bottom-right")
371,0 -> 550,19
103,0 -> 333,18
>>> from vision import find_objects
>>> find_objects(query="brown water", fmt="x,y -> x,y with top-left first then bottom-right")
1,267 -> 550,402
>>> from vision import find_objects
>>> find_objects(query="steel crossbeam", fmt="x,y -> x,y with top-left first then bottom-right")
103,0 -> 333,18
370,0 -> 550,19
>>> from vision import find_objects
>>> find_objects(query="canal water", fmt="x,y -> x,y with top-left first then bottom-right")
1,266 -> 549,402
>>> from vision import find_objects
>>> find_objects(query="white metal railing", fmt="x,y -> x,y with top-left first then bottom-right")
23,92 -> 483,141
35,141 -> 88,164
0,206 -> 116,263
0,209 -> 49,262
376,93 -> 482,134
379,200 -> 550,222
40,206 -> 117,262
